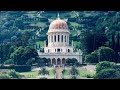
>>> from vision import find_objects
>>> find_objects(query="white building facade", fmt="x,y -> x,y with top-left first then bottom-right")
38,14 -> 82,66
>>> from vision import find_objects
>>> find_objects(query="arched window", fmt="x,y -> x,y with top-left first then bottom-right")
58,35 -> 60,42
66,35 -> 67,42
54,35 -> 56,42
67,36 -> 69,43
51,35 -> 53,42
65,35 -> 66,42
57,48 -> 60,52
68,49 -> 70,52
61,35 -> 63,42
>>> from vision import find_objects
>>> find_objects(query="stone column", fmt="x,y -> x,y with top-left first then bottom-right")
72,40 -> 73,47
63,34 -> 65,45
48,35 -> 49,43
61,59 -> 62,66
56,33 -> 58,42
68,35 -> 69,45
56,59 -> 57,65
49,34 -> 51,43
51,59 -> 52,65
67,36 -> 69,43
53,34 -> 54,42
44,40 -> 46,47
66,35 -> 67,43
51,34 -> 53,43
60,33 -> 61,42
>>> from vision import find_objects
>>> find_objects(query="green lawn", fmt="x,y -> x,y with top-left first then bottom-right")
63,69 -> 96,79
63,69 -> 70,75
49,69 -> 55,75
78,70 -> 96,78
19,68 -> 96,79
20,71 -> 39,79
19,69 -> 55,79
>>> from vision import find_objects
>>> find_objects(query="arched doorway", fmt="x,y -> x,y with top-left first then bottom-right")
57,58 -> 61,66
62,58 -> 66,65
52,58 -> 56,65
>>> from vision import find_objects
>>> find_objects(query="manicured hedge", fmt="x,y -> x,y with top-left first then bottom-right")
0,65 -> 31,72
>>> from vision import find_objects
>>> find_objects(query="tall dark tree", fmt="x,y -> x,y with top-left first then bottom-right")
111,33 -> 115,50
0,45 -> 3,64
39,44 -> 41,49
21,31 -> 30,46
10,46 -> 38,65
115,33 -> 120,63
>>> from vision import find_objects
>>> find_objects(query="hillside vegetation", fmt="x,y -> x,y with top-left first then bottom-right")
0,11 -> 120,65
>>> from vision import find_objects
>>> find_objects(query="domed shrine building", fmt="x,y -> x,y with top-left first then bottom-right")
37,14 -> 82,66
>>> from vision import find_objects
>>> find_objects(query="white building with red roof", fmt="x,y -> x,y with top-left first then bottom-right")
38,14 -> 82,66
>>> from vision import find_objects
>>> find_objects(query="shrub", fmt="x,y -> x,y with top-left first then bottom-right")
70,66 -> 79,77
85,46 -> 114,63
8,70 -> 21,78
4,59 -> 14,64
0,74 -> 11,79
96,61 -> 115,73
38,68 -> 49,75
85,52 -> 98,63
94,68 -> 120,79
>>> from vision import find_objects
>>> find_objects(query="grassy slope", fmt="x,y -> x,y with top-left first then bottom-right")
20,71 -> 38,79
78,70 -> 96,77
26,11 -> 81,47
63,69 -> 96,79
19,69 -> 55,79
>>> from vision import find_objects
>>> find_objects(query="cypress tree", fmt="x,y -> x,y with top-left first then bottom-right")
111,33 -> 115,50
0,45 -> 3,64
116,32 -> 120,62
111,33 -> 116,62
39,44 -> 41,49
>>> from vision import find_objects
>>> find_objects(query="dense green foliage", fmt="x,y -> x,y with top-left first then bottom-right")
0,74 -> 11,79
65,58 -> 80,66
10,46 -> 38,65
0,11 -> 120,65
0,69 -> 24,79
0,65 -> 31,72
96,61 -> 115,73
38,68 -> 49,75
85,46 -> 114,63
94,61 -> 120,79
95,68 -> 120,79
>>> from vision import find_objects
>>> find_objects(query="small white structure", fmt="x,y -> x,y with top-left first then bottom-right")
38,14 -> 82,66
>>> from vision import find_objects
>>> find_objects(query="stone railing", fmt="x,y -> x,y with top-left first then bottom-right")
38,51 -> 81,55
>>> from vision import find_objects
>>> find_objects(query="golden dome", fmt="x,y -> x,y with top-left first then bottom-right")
49,14 -> 68,30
